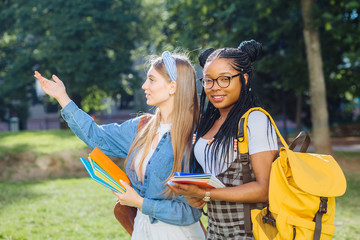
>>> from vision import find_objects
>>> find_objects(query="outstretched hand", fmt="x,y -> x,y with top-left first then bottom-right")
34,71 -> 71,108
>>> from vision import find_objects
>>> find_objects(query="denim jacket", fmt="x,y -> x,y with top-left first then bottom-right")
61,101 -> 201,226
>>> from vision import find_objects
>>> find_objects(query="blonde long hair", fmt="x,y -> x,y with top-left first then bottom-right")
126,52 -> 199,197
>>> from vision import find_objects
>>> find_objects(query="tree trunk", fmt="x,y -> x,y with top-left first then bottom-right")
301,0 -> 333,154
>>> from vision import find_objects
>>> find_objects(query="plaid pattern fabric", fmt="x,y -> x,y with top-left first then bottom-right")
206,153 -> 267,240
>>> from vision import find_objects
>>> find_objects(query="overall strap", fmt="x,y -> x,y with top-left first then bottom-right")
240,150 -> 254,234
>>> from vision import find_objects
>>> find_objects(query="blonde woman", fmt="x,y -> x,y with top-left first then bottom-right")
34,51 -> 205,240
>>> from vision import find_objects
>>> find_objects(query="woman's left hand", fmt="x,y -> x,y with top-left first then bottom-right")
186,196 -> 206,209
167,182 -> 208,198
112,180 -> 144,210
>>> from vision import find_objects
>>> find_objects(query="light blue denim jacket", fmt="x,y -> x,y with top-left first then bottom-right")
61,101 -> 201,226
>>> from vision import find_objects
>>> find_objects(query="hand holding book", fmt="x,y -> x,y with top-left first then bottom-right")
79,147 -> 130,193
168,172 -> 225,189
112,180 -> 144,210
167,172 -> 224,206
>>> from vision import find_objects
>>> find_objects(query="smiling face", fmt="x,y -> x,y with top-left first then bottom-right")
203,58 -> 243,111
142,66 -> 174,108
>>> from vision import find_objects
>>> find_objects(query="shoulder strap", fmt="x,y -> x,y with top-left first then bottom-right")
238,108 -> 312,234
237,107 -> 288,154
137,115 -> 152,133
237,107 -> 284,234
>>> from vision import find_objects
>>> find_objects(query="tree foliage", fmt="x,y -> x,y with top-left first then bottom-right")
161,0 -> 360,128
1,0 -> 359,133
0,0 -> 148,126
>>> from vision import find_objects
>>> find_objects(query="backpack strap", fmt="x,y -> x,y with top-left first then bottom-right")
237,107 -> 285,234
137,115 -> 152,133
238,107 -> 288,154
313,197 -> 328,240
289,131 -> 311,153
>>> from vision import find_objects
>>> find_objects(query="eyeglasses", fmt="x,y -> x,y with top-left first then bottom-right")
200,73 -> 242,89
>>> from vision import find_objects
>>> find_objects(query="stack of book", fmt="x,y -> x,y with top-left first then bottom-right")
79,147 -> 130,193
169,172 -> 225,189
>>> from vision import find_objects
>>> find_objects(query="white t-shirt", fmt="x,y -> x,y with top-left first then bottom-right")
194,111 -> 278,174
134,123 -> 171,179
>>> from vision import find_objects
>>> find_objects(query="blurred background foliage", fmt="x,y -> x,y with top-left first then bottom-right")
0,0 -> 359,134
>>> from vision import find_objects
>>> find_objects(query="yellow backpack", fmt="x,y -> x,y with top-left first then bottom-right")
237,107 -> 347,240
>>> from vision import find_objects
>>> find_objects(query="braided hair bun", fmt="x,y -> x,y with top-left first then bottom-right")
198,48 -> 215,68
238,40 -> 262,62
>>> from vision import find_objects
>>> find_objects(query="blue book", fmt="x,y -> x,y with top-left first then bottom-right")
90,159 -> 126,193
79,157 -> 121,193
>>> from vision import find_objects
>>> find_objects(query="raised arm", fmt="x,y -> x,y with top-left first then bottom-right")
34,71 -> 138,158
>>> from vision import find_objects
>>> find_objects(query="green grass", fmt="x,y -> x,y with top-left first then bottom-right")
0,173 -> 358,239
0,178 -> 130,240
0,130 -> 87,157
333,172 -> 360,239
0,178 -> 207,240
0,130 -> 358,239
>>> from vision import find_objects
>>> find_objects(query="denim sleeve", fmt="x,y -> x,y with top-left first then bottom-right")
141,195 -> 202,226
60,101 -> 139,158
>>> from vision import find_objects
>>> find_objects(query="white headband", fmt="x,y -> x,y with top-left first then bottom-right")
162,51 -> 177,82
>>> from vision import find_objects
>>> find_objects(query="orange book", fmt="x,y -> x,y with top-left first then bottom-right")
89,147 -> 130,189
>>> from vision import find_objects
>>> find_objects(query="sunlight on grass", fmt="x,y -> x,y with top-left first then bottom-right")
0,178 -> 130,240
333,172 -> 360,239
0,130 -> 87,156
0,131 -> 358,239
0,174 -> 358,239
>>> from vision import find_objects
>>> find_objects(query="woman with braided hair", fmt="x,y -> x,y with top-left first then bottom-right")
168,40 -> 278,239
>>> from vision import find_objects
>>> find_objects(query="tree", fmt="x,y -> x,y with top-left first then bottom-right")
162,0 -> 309,132
301,0 -> 332,153
162,0 -> 360,145
0,0 -> 149,128
317,1 -> 360,127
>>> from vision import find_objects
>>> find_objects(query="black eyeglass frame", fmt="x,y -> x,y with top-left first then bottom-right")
199,73 -> 242,89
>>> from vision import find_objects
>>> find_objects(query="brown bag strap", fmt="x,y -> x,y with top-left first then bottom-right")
137,115 -> 152,133
289,131 -> 311,153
